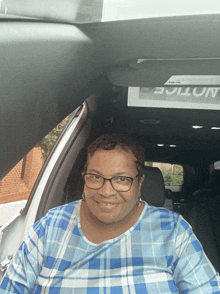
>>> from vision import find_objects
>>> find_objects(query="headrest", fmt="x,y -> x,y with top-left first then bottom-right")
141,166 -> 166,207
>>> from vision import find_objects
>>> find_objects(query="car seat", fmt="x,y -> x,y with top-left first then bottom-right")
187,170 -> 220,272
140,166 -> 165,207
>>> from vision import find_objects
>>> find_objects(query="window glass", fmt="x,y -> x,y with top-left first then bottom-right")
214,161 -> 220,170
0,112 -> 74,227
0,0 -> 103,23
145,162 -> 183,186
102,0 -> 220,22
2,0 -> 220,23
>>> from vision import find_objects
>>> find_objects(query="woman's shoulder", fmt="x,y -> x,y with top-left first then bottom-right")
49,199 -> 81,214
48,200 -> 81,220
34,200 -> 82,231
138,203 -> 190,237
142,203 -> 184,224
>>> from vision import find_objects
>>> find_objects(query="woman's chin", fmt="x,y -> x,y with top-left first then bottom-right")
86,199 -> 136,225
94,208 -> 121,224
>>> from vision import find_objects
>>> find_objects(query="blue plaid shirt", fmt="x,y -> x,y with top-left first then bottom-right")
0,200 -> 220,293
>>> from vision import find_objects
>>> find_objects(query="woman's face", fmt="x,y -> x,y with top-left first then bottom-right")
83,146 -> 145,225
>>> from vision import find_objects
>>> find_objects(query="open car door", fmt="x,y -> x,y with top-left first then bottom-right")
0,0 -> 108,280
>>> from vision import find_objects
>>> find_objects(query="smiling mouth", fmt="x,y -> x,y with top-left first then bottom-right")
96,201 -> 119,207
99,202 -> 116,206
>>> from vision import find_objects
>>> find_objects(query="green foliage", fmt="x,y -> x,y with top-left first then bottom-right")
145,162 -> 152,167
145,162 -> 183,186
160,164 -> 183,186
36,113 -> 73,162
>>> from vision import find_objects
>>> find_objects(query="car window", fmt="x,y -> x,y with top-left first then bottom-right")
0,112 -> 74,227
2,0 -> 220,23
102,0 -> 220,22
214,161 -> 220,170
145,162 -> 183,188
0,0 -> 103,23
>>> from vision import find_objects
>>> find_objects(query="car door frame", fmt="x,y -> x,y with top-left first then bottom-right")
0,101 -> 91,280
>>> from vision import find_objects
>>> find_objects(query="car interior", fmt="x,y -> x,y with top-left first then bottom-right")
25,92 -> 220,273
1,6 -> 220,277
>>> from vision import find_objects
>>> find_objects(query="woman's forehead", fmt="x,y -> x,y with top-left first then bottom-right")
87,147 -> 137,170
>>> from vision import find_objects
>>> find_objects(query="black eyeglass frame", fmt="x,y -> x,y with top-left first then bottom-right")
82,173 -> 140,192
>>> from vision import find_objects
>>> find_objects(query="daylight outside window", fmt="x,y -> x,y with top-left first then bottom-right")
145,162 -> 183,187
214,161 -> 220,170
2,0 -> 220,23
0,112 -> 74,227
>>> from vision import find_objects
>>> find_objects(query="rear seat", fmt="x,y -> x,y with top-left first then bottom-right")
187,170 -> 220,272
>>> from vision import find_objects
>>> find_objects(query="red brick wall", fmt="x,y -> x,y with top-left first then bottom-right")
0,148 -> 44,204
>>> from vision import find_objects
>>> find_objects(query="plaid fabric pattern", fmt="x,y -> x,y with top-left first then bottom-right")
1,200 -> 220,293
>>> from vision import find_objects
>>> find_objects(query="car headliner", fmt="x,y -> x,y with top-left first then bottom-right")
1,15 -> 220,180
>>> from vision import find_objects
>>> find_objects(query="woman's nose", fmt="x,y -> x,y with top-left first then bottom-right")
98,179 -> 117,196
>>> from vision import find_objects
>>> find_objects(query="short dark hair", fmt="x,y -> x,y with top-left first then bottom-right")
84,133 -> 145,177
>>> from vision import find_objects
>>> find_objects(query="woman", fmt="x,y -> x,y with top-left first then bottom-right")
80,134 -> 146,244
1,134 -> 220,293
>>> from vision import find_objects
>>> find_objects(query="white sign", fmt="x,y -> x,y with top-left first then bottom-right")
165,75 -> 220,85
128,87 -> 220,109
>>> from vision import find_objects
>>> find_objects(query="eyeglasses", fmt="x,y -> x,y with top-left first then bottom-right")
82,173 -> 139,192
